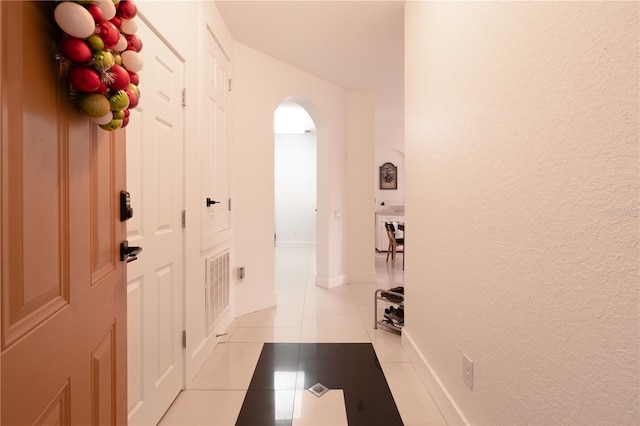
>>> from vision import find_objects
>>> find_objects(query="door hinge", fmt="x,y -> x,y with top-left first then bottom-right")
228,78 -> 232,92
181,210 -> 186,228
182,330 -> 186,349
182,88 -> 186,107
228,198 -> 231,211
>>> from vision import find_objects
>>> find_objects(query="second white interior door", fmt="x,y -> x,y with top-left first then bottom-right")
125,16 -> 185,426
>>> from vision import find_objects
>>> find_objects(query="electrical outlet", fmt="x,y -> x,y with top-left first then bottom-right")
463,354 -> 473,390
237,267 -> 245,280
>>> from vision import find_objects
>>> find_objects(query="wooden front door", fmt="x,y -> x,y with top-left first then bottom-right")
1,2 -> 127,425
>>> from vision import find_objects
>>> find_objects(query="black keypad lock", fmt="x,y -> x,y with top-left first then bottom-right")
120,191 -> 133,221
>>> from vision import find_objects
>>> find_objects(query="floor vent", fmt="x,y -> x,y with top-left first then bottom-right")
205,250 -> 230,333
308,383 -> 330,398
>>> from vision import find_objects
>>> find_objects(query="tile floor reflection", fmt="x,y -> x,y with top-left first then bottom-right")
159,247 -> 446,426
236,343 -> 403,425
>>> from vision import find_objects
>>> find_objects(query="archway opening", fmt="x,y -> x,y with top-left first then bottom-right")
274,100 -> 318,248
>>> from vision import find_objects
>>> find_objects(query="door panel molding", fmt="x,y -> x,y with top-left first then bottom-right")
91,125 -> 118,285
33,380 -> 71,426
91,323 -> 117,426
1,1 -> 70,350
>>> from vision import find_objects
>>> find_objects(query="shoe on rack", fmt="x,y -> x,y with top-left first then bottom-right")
381,286 -> 404,303
384,306 -> 404,326
384,305 -> 400,315
385,312 -> 404,327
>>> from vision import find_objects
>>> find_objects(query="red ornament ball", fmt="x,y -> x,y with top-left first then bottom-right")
110,16 -> 122,28
117,0 -> 137,20
124,87 -> 139,109
128,71 -> 139,86
86,4 -> 103,22
96,83 -> 109,94
68,66 -> 102,92
125,34 -> 143,53
95,20 -> 120,49
108,64 -> 131,90
61,37 -> 92,63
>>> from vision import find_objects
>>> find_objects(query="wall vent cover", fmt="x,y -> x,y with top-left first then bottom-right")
205,250 -> 230,333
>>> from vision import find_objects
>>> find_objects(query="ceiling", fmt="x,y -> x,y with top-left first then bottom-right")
215,0 -> 405,129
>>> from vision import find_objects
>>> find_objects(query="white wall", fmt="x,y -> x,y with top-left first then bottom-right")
346,91 -> 377,283
275,133 -> 317,247
404,2 -> 639,425
231,42 -> 349,313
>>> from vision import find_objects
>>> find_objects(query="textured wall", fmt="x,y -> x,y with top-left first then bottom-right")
404,2 -> 639,424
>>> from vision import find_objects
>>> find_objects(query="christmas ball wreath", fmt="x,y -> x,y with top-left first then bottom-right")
54,0 -> 142,131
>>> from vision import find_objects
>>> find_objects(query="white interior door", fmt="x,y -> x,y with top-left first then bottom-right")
125,17 -> 185,426
201,27 -> 231,250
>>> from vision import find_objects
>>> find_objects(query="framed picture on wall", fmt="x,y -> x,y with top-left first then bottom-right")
379,162 -> 397,190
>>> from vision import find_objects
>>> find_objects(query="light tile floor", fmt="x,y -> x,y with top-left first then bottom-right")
159,247 -> 447,425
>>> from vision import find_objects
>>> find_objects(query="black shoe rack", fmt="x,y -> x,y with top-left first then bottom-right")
374,288 -> 404,333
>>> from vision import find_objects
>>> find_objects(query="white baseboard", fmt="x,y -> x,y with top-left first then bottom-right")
185,305 -> 235,387
315,272 -> 348,289
235,291 -> 277,317
402,328 -> 469,426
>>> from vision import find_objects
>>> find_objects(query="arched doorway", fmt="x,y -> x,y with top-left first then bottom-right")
272,96 -> 338,290
274,100 -> 317,247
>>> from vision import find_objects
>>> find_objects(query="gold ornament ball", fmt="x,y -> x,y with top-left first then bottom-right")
79,93 -> 111,118
109,90 -> 130,111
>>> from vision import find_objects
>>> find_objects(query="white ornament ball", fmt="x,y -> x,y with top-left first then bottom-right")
114,34 -> 128,52
120,18 -> 138,35
121,50 -> 143,73
95,0 -> 117,20
54,2 -> 95,39
91,111 -> 114,126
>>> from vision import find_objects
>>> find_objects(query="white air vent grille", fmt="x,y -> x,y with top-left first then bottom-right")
205,250 -> 230,333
